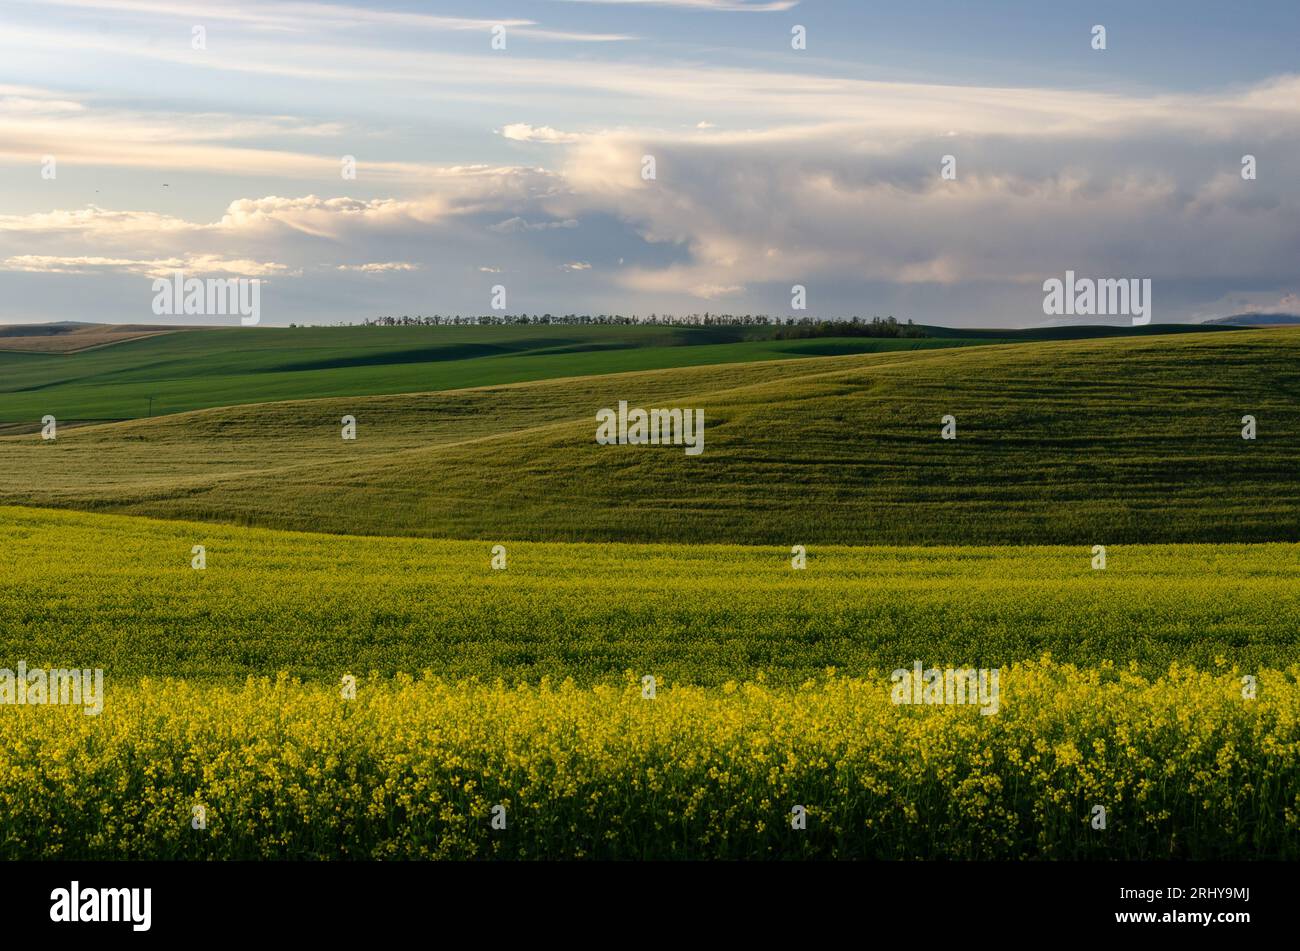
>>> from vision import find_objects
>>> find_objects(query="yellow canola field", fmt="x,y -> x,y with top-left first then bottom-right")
1,659 -> 1295,860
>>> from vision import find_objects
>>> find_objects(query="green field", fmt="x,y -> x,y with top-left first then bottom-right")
3,506 -> 1299,683
3,327 -> 1297,545
2,505 -> 1296,860
1,323 -> 1296,860
0,321 -> 1234,425
0,323 -> 967,424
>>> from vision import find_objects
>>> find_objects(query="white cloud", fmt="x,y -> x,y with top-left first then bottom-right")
14,20 -> 1297,143
335,261 -> 421,273
501,124 -> 585,144
0,253 -> 291,278
2,38 -> 1298,327
0,207 -> 199,237
489,217 -> 579,233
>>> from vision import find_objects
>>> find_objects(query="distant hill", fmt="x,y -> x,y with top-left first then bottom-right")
918,322 -> 1241,340
1202,312 -> 1300,327
0,320 -> 1240,422
0,321 -> 96,337
5,327 -> 1300,545
0,324 -> 970,421
0,323 -> 190,353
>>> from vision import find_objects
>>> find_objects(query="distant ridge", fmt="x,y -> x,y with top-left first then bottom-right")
918,322 -> 1240,340
0,323 -> 192,353
1202,312 -> 1300,327
0,321 -> 97,337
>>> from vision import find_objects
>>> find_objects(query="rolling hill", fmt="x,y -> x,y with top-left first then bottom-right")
0,321 -> 191,353
2,327 -> 1296,545
0,321 -> 1239,424
1202,312 -> 1300,327
0,323 -> 966,424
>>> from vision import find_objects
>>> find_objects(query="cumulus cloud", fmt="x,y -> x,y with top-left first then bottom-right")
500,124 -> 585,144
0,162 -> 563,312
543,91 -> 1300,319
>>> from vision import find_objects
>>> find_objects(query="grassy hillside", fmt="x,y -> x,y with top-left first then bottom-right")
0,323 -> 966,424
3,328 -> 1296,545
913,323 -> 1241,341
0,321 -> 1236,424
0,322 -> 193,353
3,506 -> 1298,683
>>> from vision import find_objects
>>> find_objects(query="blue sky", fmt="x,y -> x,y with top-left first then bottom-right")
0,0 -> 1297,326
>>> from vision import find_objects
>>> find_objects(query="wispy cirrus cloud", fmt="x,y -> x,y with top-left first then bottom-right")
554,0 -> 797,10
0,253 -> 292,279
34,0 -> 634,41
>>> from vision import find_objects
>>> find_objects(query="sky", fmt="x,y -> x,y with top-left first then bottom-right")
0,0 -> 1297,327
